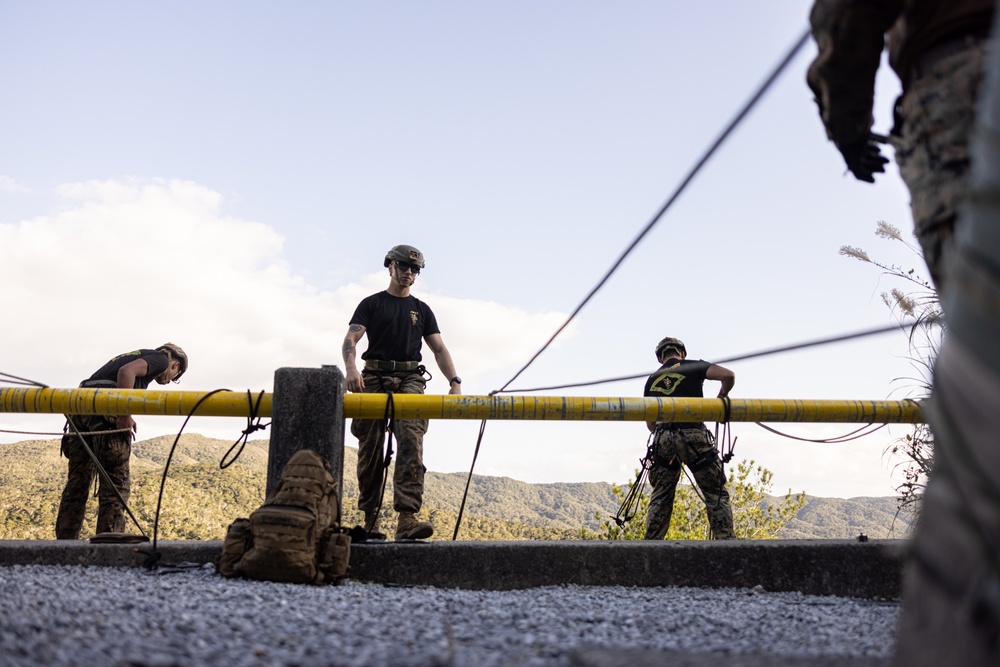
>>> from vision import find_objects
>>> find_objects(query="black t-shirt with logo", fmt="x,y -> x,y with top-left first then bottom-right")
643,358 -> 712,399
350,291 -> 441,362
87,349 -> 171,389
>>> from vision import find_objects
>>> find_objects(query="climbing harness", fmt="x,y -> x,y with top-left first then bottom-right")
612,397 -> 736,535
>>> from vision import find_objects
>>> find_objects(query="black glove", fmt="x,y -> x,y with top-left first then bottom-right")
836,133 -> 889,183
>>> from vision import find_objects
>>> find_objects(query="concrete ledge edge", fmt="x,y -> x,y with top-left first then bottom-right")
0,539 -> 908,598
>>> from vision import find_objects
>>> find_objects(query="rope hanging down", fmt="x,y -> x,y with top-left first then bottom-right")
366,392 -> 397,538
451,27 -> 814,541
141,389 -> 270,570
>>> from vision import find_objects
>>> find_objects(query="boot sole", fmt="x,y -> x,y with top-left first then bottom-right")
395,525 -> 434,540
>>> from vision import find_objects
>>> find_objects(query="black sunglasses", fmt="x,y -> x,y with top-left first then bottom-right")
395,261 -> 421,275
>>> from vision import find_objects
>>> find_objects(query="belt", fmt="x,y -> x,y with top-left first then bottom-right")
655,422 -> 705,432
364,359 -> 420,372
79,379 -> 117,389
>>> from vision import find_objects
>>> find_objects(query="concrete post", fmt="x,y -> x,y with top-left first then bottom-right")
267,366 -> 345,500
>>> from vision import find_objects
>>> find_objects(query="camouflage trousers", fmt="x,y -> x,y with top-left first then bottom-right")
644,426 -> 735,540
55,415 -> 132,539
891,37 -> 990,292
894,341 -> 1000,666
351,371 -> 428,515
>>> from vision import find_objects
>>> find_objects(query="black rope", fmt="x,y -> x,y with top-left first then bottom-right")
717,396 -> 736,464
64,416 -> 148,539
367,391 -> 396,535
0,372 -> 48,388
453,28 -> 813,533
495,28 -> 811,395
140,388 -> 230,569
754,421 -> 887,443
452,418 -> 488,540
0,426 -> 133,437
220,390 -> 270,469
502,322 -> 912,394
612,432 -> 655,528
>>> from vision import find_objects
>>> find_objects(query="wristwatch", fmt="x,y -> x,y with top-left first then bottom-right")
449,376 -> 462,386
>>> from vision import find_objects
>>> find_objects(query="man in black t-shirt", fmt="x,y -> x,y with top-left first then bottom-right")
642,336 -> 736,540
56,343 -> 189,539
342,245 -> 461,540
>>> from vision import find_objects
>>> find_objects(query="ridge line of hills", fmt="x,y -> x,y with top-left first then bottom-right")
0,434 -> 915,541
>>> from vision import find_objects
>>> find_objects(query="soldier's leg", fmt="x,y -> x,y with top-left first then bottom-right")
95,433 -> 132,534
894,27 -> 1000,666
645,432 -> 681,540
681,430 -> 736,540
894,343 -> 1000,666
352,417 -> 387,514
391,419 -> 428,513
55,431 -> 97,540
392,373 -> 429,514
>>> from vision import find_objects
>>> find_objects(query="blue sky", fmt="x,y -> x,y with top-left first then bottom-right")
1,2 -> 926,503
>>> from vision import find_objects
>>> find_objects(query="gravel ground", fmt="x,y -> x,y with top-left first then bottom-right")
0,564 -> 899,667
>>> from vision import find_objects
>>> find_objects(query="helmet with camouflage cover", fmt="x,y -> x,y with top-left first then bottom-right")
655,336 -> 686,360
383,244 -> 426,269
156,343 -> 188,381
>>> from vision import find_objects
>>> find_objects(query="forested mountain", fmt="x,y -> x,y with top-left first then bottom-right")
0,435 -> 913,540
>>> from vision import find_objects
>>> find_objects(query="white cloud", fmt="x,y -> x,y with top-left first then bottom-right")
0,175 -> 28,193
0,178 -> 900,498
0,178 -> 570,443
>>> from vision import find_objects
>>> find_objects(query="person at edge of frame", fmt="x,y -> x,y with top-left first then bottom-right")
55,343 -> 188,539
341,244 -> 461,542
807,0 -> 996,293
642,336 -> 737,540
893,5 -> 1000,665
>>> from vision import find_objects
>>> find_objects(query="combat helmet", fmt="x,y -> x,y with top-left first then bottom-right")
156,343 -> 189,381
655,336 -> 686,359
384,244 -> 426,269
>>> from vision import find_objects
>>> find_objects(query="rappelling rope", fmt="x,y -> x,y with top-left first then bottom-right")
451,28 -> 813,540
141,388 -> 272,570
366,390 -> 396,536
220,390 -> 270,469
754,421 -> 887,443
500,322 -> 911,394
64,415 -> 148,539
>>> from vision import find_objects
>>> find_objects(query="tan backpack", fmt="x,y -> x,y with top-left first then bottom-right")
219,449 -> 351,585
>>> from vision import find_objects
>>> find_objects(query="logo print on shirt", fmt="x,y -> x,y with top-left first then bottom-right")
410,311 -> 419,326
649,368 -> 685,396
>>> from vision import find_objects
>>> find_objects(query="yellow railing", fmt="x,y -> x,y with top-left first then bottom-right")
0,387 -> 924,423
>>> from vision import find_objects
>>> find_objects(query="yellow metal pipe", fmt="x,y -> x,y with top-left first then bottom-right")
344,394 -> 924,423
0,387 -> 271,419
0,387 -> 923,423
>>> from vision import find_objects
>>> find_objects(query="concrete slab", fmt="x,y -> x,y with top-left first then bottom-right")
0,538 -> 906,598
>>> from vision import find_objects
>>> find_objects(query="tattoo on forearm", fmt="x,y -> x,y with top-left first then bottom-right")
342,340 -> 355,361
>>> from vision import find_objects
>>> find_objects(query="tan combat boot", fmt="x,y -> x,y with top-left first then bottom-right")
395,512 -> 434,540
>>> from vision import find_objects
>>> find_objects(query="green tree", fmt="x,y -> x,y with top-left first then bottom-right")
579,459 -> 805,540
841,220 -> 941,512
